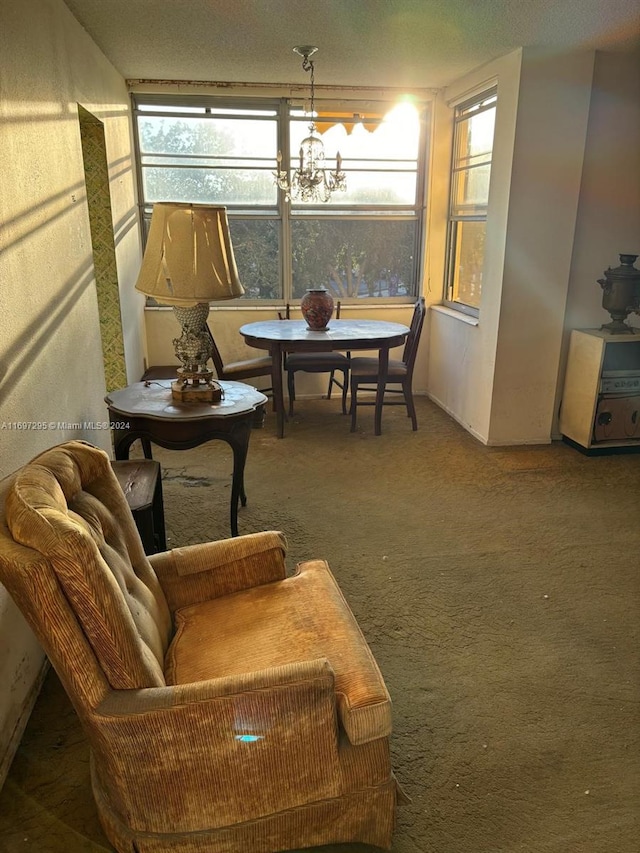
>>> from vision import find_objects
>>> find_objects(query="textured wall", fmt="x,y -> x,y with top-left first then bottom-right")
0,0 -> 142,782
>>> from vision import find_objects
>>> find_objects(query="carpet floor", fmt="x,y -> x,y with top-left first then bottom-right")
0,396 -> 638,852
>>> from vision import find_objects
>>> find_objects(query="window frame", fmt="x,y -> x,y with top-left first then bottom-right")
443,86 -> 497,317
131,92 -> 430,307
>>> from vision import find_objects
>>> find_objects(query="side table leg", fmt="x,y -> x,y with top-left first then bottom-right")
112,429 -> 134,460
152,469 -> 167,551
227,419 -> 252,537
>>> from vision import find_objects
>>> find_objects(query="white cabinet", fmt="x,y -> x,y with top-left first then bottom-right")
559,329 -> 640,450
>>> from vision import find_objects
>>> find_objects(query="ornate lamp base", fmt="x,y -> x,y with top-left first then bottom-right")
171,369 -> 223,404
170,303 -> 223,402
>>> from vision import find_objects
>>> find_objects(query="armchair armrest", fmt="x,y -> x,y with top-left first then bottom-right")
149,530 -> 288,611
93,658 -> 341,834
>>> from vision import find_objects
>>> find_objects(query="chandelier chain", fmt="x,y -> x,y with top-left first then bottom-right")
306,57 -> 315,126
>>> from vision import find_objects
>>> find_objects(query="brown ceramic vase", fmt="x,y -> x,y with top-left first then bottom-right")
300,288 -> 334,330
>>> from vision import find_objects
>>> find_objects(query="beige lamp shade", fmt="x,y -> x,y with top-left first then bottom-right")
135,203 -> 244,306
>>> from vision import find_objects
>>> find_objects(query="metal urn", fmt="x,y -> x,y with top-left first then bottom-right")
598,254 -> 640,334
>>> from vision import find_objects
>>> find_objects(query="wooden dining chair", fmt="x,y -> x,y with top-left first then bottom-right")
207,325 -> 274,399
285,301 -> 350,416
349,297 -> 426,432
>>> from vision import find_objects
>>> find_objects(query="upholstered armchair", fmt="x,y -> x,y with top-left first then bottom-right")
0,441 -> 402,852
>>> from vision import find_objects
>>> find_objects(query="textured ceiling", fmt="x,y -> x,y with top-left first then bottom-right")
63,0 -> 640,90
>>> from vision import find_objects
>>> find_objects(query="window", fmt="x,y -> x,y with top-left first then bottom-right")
445,88 -> 497,313
133,95 -> 428,304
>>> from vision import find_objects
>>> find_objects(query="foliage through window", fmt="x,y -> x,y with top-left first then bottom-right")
133,95 -> 427,303
445,88 -> 497,313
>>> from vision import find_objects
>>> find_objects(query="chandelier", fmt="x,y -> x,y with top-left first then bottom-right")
274,46 -> 347,203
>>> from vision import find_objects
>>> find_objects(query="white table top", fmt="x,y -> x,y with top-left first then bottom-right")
240,318 -> 410,345
106,380 -> 267,421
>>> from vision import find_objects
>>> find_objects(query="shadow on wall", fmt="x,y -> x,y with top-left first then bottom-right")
0,263 -> 96,408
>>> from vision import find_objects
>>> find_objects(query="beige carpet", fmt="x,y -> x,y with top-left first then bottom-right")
0,396 -> 639,852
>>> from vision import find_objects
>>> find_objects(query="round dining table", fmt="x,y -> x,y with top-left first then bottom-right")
239,318 -> 410,437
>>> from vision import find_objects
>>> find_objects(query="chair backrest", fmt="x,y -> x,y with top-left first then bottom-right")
0,441 -> 172,706
207,325 -> 226,377
402,297 -> 426,373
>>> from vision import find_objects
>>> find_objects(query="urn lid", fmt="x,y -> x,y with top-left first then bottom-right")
602,254 -> 640,282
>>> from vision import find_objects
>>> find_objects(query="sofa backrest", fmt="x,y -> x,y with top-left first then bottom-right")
1,441 -> 172,691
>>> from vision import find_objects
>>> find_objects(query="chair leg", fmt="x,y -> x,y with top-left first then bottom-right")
340,369 -> 349,415
404,381 -> 418,430
326,370 -> 335,400
287,370 -> 296,417
327,370 -> 349,415
350,380 -> 358,432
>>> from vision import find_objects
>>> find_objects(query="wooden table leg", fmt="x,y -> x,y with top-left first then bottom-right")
112,429 -> 137,460
271,342 -> 286,438
375,346 -> 390,436
227,421 -> 252,536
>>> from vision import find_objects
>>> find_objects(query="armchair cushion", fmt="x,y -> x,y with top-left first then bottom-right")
165,558 -> 392,745
150,530 -> 288,611
5,441 -> 171,690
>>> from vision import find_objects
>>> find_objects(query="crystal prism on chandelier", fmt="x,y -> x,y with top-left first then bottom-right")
274,46 -> 346,204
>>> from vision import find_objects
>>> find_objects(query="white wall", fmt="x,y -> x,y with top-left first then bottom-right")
0,0 -> 142,782
488,48 -> 595,444
555,48 -> 640,430
426,47 -> 599,445
426,49 -> 523,443
564,48 -> 640,334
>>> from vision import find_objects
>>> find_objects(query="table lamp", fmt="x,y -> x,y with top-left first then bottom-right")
135,203 -> 244,403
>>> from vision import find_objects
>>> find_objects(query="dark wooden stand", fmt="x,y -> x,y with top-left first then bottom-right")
111,460 -> 167,554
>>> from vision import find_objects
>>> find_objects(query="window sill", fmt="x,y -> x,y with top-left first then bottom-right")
430,304 -> 479,326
